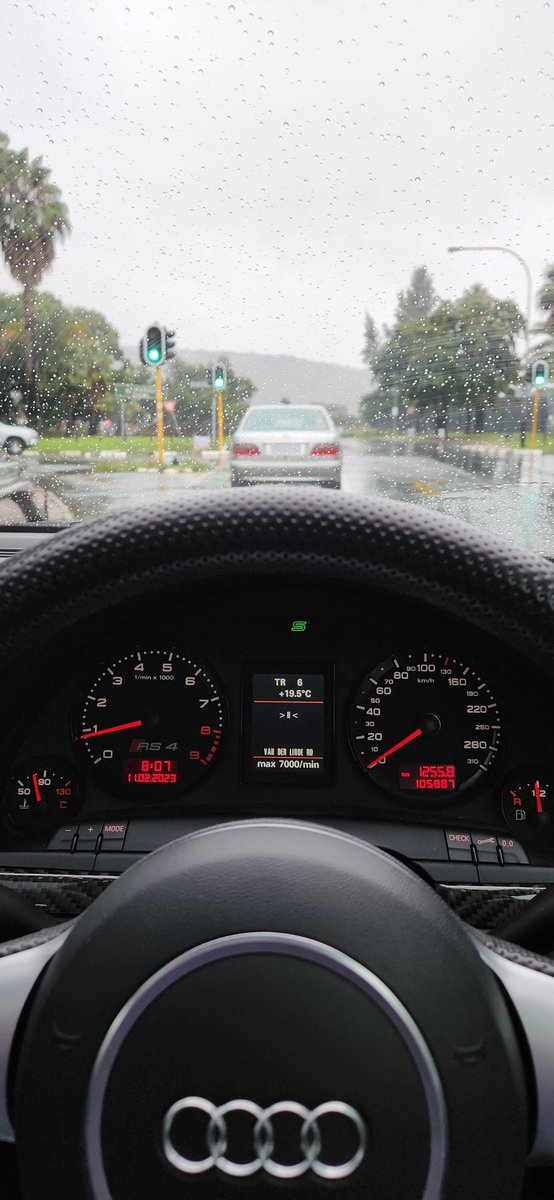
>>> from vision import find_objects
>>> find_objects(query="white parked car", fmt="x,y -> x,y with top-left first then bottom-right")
0,421 -> 38,455
231,403 -> 342,488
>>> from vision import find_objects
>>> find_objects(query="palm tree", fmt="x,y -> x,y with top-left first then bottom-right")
0,135 -> 70,426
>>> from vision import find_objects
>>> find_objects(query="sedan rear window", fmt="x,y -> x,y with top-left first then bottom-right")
241,407 -> 332,433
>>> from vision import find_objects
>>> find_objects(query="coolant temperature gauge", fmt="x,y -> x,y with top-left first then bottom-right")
3,761 -> 82,836
501,772 -> 553,843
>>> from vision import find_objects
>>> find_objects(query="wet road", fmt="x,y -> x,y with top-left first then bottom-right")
342,439 -> 554,555
9,437 -> 554,557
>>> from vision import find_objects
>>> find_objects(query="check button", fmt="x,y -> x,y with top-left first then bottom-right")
444,830 -> 473,862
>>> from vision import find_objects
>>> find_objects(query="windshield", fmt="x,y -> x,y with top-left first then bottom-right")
0,1 -> 553,552
240,409 -> 332,433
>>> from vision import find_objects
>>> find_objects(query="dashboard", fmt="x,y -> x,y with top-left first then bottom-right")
1,577 -> 554,898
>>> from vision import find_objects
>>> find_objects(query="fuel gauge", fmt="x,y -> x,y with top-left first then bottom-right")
501,772 -> 553,843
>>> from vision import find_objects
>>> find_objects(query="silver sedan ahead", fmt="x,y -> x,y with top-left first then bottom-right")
230,404 -> 342,488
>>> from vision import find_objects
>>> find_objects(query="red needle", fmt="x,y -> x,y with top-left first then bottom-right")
32,773 -> 42,803
534,780 -> 543,814
368,727 -> 423,769
80,720 -> 142,741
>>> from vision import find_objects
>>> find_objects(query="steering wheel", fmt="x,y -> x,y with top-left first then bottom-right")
1,488 -> 554,1200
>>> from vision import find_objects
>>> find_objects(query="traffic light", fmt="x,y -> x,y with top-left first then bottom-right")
141,324 -> 164,366
213,362 -> 227,391
532,361 -> 549,388
164,329 -> 176,361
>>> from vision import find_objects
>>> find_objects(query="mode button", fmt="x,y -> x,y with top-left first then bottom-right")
101,820 -> 128,851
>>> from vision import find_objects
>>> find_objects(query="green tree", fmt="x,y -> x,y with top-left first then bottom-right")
326,402 -> 353,430
0,291 -> 123,431
361,312 -> 380,367
0,134 -> 70,426
359,390 -> 388,425
373,284 -> 523,430
394,266 -> 438,327
55,308 -> 123,431
537,264 -> 554,337
0,291 -> 27,418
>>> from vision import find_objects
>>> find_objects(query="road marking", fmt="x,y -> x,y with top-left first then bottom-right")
413,481 -> 440,496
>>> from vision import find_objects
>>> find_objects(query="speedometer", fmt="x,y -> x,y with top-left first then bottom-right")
74,649 -> 226,797
348,652 -> 501,801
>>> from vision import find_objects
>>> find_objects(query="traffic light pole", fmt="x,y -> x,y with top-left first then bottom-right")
155,365 -> 164,469
217,389 -> 224,455
530,388 -> 540,450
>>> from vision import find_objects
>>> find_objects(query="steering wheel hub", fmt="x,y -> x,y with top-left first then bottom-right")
89,933 -> 440,1198
13,822 -> 527,1199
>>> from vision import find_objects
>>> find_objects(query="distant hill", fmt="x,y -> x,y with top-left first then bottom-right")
124,347 -> 371,413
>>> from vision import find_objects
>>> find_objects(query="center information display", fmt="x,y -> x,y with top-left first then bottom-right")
245,671 -> 331,785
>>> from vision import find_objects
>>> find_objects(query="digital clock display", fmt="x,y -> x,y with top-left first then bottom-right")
123,758 -> 178,785
399,764 -> 456,791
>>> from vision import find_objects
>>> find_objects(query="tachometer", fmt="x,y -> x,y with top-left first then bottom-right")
74,649 -> 226,796
348,652 -> 501,801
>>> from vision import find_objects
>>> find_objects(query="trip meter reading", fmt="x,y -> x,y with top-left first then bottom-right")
74,649 -> 226,796
244,668 -> 332,784
348,652 -> 501,801
398,763 -> 456,791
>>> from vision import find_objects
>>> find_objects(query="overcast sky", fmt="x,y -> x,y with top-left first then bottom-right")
1,0 -> 553,366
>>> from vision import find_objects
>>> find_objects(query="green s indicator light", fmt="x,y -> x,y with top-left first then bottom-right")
291,619 -> 307,632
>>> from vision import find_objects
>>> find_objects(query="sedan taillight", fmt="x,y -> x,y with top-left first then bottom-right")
232,443 -> 261,456
310,442 -> 340,456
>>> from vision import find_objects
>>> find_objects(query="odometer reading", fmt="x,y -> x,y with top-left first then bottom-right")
399,764 -> 456,791
348,652 -> 501,801
74,650 -> 226,796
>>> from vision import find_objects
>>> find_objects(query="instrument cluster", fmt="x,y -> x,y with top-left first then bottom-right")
1,585 -> 553,852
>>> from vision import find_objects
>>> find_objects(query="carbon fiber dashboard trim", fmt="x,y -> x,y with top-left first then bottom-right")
438,884 -> 546,930
0,868 -> 546,930
0,871 -> 115,917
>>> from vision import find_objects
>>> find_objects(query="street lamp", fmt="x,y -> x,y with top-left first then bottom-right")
447,245 -> 532,351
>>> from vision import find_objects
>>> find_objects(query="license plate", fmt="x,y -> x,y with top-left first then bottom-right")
267,443 -> 305,457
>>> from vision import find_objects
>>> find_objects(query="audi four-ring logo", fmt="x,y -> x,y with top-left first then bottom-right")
162,1096 -> 367,1181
